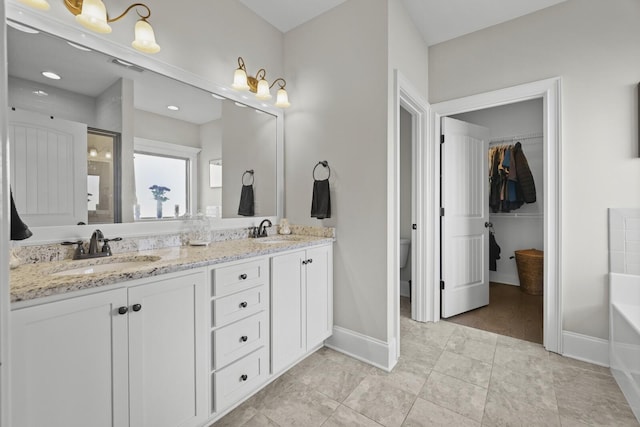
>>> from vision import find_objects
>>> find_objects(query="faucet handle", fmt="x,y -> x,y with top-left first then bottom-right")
101,237 -> 122,256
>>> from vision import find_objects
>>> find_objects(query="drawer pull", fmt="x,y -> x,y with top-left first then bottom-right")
239,301 -> 248,308
240,335 -> 248,342
118,306 -> 128,315
240,374 -> 248,382
239,273 -> 248,280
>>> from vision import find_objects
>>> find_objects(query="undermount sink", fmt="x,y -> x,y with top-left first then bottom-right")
255,236 -> 307,244
50,256 -> 161,276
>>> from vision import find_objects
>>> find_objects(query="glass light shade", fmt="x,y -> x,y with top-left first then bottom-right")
75,0 -> 112,34
132,20 -> 161,54
18,0 -> 50,10
232,68 -> 250,91
255,79 -> 272,100
89,148 -> 98,157
275,88 -> 290,108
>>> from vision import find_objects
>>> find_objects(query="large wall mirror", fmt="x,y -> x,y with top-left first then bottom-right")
6,19 -> 280,237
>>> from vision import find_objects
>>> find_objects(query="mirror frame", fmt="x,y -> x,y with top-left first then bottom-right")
6,3 -> 284,244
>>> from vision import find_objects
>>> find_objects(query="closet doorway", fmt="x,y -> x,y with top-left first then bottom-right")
426,77 -> 562,354
441,99 -> 545,344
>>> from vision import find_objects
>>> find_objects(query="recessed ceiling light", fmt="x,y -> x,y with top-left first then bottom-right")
32,90 -> 48,97
241,95 -> 249,100
235,102 -> 247,108
114,59 -> 134,67
167,105 -> 179,111
211,93 -> 226,100
42,71 -> 61,80
7,21 -> 39,34
67,41 -> 92,52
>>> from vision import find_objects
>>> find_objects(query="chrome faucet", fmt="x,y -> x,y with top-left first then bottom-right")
257,219 -> 272,237
88,229 -> 104,255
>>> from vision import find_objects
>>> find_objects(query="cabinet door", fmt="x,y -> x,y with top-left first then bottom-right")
128,272 -> 207,427
11,289 -> 129,427
305,245 -> 333,348
271,250 -> 306,374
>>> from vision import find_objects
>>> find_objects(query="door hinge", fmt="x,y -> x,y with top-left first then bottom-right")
440,134 -> 445,144
440,207 -> 445,217
440,280 -> 445,290
412,224 -> 417,230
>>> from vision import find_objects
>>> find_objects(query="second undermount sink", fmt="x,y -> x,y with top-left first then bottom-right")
50,256 -> 161,277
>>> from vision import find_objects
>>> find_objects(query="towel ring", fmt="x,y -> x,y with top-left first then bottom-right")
242,170 -> 254,186
313,161 -> 330,180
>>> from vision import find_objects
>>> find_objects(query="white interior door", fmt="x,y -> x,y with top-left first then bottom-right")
441,117 -> 490,318
8,108 -> 88,226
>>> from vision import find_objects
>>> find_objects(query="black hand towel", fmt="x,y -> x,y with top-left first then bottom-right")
10,189 -> 32,240
311,179 -> 331,219
238,184 -> 255,216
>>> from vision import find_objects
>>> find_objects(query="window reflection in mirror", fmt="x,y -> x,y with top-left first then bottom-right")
87,128 -> 121,224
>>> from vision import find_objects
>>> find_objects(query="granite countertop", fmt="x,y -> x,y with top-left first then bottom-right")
10,235 -> 333,304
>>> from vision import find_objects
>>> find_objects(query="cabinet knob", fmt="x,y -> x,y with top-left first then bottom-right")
307,258 -> 313,264
240,374 -> 248,382
239,273 -> 248,280
302,260 -> 307,265
132,303 -> 142,312
240,335 -> 248,342
239,301 -> 248,308
118,306 -> 128,315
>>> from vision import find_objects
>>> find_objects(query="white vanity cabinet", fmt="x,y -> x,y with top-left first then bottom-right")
11,270 -> 207,427
271,244 -> 333,374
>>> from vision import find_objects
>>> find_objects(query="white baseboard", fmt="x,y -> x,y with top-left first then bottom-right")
400,280 -> 410,298
489,272 -> 519,286
562,330 -> 609,367
325,326 -> 396,372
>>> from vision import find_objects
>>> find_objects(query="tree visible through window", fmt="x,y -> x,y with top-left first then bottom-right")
134,153 -> 188,219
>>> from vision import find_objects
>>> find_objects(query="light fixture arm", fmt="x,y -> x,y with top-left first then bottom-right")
107,2 -> 151,23
64,0 -> 151,22
269,78 -> 287,90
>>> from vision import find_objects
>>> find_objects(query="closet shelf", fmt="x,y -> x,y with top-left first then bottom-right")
490,213 -> 543,218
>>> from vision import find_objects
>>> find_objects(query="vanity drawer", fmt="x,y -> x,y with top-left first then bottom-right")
213,284 -> 267,328
213,311 -> 268,370
213,347 -> 269,414
213,259 -> 268,297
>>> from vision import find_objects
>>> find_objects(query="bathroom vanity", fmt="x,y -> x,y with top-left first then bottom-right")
9,235 -> 333,427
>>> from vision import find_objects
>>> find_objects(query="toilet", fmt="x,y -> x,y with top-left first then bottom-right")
400,238 -> 411,297
400,238 -> 411,268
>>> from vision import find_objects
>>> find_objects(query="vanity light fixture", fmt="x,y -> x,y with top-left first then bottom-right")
18,0 -> 161,54
88,148 -> 98,157
232,57 -> 290,108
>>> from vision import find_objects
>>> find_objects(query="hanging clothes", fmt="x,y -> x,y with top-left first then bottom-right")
488,142 -> 536,213
489,230 -> 501,271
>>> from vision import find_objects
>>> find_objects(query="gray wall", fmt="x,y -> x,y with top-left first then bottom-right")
429,0 -> 640,340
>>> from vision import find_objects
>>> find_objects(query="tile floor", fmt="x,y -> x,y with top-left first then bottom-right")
446,282 -> 544,344
212,297 -> 638,426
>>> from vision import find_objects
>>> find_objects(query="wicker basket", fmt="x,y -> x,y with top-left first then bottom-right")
514,249 -> 544,295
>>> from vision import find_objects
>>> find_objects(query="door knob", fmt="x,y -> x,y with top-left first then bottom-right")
484,222 -> 493,228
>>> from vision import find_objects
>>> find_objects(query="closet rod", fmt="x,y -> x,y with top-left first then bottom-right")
489,132 -> 543,145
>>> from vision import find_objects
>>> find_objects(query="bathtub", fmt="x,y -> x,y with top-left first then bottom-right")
610,273 -> 640,421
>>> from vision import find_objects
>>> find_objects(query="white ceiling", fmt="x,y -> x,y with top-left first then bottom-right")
240,0 -> 567,45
